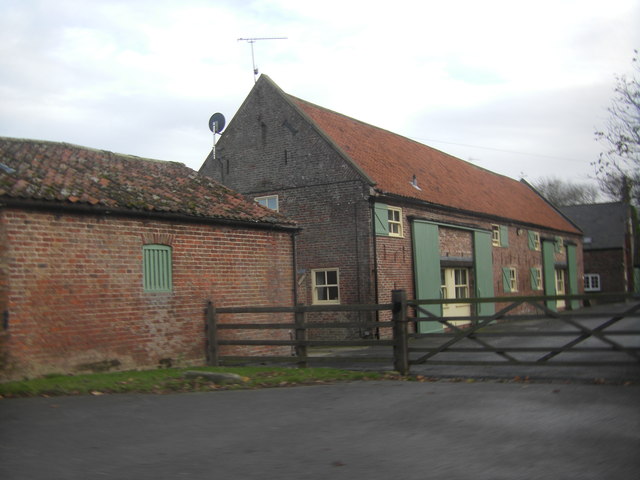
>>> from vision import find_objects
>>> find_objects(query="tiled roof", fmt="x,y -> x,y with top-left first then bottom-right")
560,203 -> 628,249
288,94 -> 580,234
0,137 -> 295,227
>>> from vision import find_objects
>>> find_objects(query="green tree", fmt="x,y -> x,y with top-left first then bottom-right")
594,50 -> 640,203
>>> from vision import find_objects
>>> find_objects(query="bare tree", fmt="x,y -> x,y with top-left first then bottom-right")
532,177 -> 599,206
594,50 -> 640,203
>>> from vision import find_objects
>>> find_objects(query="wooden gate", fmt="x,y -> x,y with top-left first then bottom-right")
205,290 -> 640,376
392,292 -> 640,374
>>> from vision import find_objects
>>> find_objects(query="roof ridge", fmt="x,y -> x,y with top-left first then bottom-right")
286,95 -> 526,186
0,136 -> 185,167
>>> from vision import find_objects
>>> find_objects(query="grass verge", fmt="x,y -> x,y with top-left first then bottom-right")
0,366 -> 398,398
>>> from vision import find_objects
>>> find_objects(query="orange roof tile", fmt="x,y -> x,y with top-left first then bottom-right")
289,95 -> 579,234
0,137 -> 295,228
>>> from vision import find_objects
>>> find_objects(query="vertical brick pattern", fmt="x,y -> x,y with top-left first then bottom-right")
0,209 -> 294,379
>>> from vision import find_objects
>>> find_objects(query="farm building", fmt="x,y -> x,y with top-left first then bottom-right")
200,75 -> 584,337
0,137 -> 297,380
560,202 -> 639,298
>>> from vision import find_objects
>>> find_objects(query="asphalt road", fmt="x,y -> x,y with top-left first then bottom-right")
1,380 -> 639,480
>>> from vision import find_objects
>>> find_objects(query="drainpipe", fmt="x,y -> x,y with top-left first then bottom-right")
370,199 -> 381,339
292,230 -> 299,305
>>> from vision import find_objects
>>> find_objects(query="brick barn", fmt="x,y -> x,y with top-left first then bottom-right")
0,137 -> 297,380
200,75 -> 584,338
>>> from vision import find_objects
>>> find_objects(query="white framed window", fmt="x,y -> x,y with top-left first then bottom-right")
555,268 -> 566,294
312,268 -> 340,304
503,267 -> 518,292
255,195 -> 279,211
454,268 -> 470,299
387,207 -> 403,237
584,273 -> 601,292
555,236 -> 564,253
528,231 -> 541,251
491,224 -> 501,246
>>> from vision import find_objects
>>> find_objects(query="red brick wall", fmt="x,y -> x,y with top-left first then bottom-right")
0,208 -> 294,379
375,203 -> 584,316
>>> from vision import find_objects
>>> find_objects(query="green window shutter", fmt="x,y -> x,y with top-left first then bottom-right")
500,225 -> 509,247
527,230 -> 536,250
566,244 -> 579,309
412,221 -> 442,332
542,240 -> 556,310
143,244 -> 173,292
502,267 -> 512,293
374,203 -> 389,236
473,231 -> 495,316
554,236 -> 562,253
530,267 -> 539,290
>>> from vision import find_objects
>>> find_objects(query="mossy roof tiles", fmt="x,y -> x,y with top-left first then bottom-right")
0,136 -> 295,227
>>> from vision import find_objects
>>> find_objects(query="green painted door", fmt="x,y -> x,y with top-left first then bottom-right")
542,239 -> 557,310
566,243 -> 579,309
412,221 -> 442,333
473,230 -> 495,316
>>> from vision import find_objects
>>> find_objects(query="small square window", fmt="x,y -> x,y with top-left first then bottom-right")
584,273 -> 601,292
312,269 -> 340,304
143,244 -> 172,292
388,207 -> 403,237
255,195 -> 279,211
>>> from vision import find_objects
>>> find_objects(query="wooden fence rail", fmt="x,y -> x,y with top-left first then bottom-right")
206,290 -> 640,375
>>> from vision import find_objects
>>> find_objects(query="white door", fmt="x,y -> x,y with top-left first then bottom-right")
441,268 -> 471,323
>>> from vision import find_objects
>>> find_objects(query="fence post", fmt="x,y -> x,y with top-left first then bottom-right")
295,303 -> 308,368
392,289 -> 409,375
206,300 -> 219,366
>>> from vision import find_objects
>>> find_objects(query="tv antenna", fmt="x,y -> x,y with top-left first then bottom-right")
238,37 -> 287,83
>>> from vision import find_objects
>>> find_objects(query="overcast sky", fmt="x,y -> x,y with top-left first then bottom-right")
1,0 -> 638,188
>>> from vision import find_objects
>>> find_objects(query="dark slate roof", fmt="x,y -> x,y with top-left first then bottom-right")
559,202 -> 629,249
256,75 -> 579,234
0,137 -> 295,228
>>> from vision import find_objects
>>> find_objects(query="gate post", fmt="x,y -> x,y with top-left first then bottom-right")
295,303 -> 308,368
392,289 -> 409,375
206,300 -> 218,366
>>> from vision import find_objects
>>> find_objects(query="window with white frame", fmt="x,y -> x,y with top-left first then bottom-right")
491,224 -> 501,246
312,269 -> 340,304
503,267 -> 518,292
528,231 -> 541,251
255,195 -> 279,211
584,273 -> 601,292
387,207 -> 403,237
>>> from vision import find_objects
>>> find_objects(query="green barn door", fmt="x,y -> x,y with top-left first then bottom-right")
473,231 -> 495,316
412,221 -> 442,333
542,239 -> 557,310
566,243 -> 579,310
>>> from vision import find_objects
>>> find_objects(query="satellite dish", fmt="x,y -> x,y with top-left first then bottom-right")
208,113 -> 226,133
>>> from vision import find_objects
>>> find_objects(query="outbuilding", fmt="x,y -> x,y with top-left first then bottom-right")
0,137 -> 297,379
